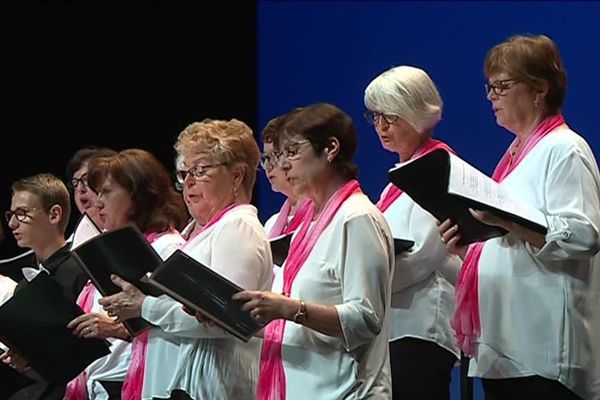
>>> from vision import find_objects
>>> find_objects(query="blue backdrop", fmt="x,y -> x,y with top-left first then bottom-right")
257,1 -> 600,398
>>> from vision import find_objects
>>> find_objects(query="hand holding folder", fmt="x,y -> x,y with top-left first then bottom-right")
70,225 -> 165,336
387,149 -> 547,245
142,250 -> 263,342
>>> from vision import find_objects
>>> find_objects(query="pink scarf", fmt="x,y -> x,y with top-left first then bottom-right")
182,203 -> 241,249
377,139 -> 454,212
267,198 -> 312,239
120,230 -> 171,400
452,114 -> 566,356
257,180 -> 362,400
64,282 -> 97,400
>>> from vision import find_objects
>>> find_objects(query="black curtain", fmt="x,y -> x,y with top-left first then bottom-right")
0,1 -> 257,258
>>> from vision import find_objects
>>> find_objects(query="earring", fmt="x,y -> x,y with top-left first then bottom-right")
326,156 -> 333,164
233,186 -> 238,197
534,100 -> 539,109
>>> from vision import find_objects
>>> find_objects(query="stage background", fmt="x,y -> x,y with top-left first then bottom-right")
2,2 -> 600,398
0,2 -> 257,252
257,2 -> 600,398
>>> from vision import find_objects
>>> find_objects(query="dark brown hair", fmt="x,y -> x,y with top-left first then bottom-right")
261,108 -> 304,146
65,146 -> 117,180
87,149 -> 189,233
281,103 -> 358,180
484,34 -> 567,115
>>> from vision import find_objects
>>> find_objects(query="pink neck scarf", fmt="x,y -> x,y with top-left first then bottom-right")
377,139 -> 454,212
120,230 -> 170,400
257,180 -> 362,400
452,114 -> 566,356
182,203 -> 241,249
64,282 -> 97,400
268,198 -> 312,239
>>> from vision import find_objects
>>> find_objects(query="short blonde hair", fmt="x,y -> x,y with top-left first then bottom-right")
11,173 -> 71,233
364,65 -> 443,134
175,119 -> 260,195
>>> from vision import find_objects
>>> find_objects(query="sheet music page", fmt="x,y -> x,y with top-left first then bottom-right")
447,153 -> 547,228
70,213 -> 102,249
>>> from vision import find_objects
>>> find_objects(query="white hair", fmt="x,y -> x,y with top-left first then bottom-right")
364,65 -> 443,134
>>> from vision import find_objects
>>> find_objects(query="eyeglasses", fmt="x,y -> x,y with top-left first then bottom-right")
484,79 -> 520,96
363,110 -> 400,126
68,174 -> 88,191
175,162 -> 227,185
5,207 -> 41,223
260,152 -> 283,170
279,140 -> 312,162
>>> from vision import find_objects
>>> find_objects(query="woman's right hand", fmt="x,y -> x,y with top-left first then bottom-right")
67,312 -> 130,340
437,218 -> 468,260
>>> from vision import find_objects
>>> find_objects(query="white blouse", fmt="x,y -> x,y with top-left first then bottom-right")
381,184 -> 461,358
263,212 -> 279,235
141,205 -> 272,400
272,193 -> 394,399
469,127 -> 600,400
85,231 -> 184,400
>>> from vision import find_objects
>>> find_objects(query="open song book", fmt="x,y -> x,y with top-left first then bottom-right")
70,224 -> 165,336
387,149 -> 547,245
0,273 -> 110,384
71,224 -> 261,342
143,250 -> 263,342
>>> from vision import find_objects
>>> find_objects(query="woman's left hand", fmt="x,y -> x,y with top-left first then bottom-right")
98,275 -> 146,322
233,291 -> 296,325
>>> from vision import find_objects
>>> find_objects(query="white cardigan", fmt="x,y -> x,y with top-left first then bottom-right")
469,127 -> 600,400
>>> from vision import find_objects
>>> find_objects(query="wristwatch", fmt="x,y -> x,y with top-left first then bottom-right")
292,300 -> 307,324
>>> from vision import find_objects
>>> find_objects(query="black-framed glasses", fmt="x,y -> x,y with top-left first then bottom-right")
175,162 -> 227,185
484,79 -> 520,96
5,207 -> 41,223
260,152 -> 283,170
363,110 -> 400,126
68,174 -> 89,191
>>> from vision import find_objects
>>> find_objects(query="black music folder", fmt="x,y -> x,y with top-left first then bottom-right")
387,149 -> 547,246
70,225 -> 164,336
143,250 -> 263,342
269,233 -> 293,266
394,238 -> 414,254
0,355 -> 34,399
0,273 -> 110,384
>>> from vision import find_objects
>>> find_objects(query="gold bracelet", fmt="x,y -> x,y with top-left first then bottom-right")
292,300 -> 307,324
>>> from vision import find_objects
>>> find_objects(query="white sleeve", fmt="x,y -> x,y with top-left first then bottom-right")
392,204 -> 460,291
334,214 -> 392,352
141,295 -> 231,339
141,219 -> 270,339
263,213 -> 279,236
527,146 -> 600,260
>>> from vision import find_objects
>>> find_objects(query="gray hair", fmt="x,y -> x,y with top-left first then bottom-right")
364,65 -> 443,134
